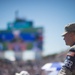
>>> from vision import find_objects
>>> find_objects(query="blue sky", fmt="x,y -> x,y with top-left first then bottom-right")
0,0 -> 75,56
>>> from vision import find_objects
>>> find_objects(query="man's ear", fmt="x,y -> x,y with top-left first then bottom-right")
70,32 -> 74,37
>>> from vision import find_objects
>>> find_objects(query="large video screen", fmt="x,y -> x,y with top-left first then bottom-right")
0,27 -> 43,52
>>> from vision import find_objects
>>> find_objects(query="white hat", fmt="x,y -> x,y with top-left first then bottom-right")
15,71 -> 30,75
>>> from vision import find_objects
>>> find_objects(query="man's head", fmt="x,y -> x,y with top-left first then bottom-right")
62,23 -> 75,46
62,23 -> 75,36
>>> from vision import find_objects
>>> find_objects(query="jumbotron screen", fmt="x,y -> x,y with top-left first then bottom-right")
0,27 -> 43,52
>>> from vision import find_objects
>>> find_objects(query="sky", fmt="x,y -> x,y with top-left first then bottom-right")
0,0 -> 75,56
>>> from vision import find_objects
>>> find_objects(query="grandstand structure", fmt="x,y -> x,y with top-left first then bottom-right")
0,17 -> 43,61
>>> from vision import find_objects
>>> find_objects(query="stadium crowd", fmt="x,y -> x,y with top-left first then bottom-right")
0,51 -> 66,75
0,58 -> 42,75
